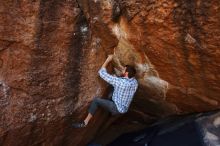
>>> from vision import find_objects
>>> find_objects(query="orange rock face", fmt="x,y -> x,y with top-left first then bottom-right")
0,0 -> 219,145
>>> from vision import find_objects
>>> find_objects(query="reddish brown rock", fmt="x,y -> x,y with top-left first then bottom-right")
0,0 -> 219,145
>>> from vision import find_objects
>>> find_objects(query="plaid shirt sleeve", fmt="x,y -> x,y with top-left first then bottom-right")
98,68 -> 120,86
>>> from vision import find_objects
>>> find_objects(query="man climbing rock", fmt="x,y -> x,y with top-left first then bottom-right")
72,55 -> 138,128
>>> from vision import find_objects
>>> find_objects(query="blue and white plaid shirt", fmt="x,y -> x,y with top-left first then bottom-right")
98,68 -> 138,113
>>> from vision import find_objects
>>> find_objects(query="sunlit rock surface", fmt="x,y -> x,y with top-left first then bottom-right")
0,0 -> 219,145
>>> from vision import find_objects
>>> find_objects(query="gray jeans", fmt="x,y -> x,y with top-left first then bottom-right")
88,97 -> 120,116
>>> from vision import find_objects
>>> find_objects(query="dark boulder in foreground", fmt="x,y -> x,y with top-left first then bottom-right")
108,110 -> 220,146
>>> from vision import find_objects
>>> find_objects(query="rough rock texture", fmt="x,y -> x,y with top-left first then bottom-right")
0,0 -> 219,145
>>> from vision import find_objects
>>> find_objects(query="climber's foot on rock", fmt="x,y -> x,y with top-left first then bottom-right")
72,121 -> 87,128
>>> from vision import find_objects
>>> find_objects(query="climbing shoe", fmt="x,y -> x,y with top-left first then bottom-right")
72,121 -> 87,128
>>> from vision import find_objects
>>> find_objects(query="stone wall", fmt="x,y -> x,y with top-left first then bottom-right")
0,0 -> 219,145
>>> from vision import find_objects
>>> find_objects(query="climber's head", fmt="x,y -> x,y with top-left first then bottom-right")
123,65 -> 136,78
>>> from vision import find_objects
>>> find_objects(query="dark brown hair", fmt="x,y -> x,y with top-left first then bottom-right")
125,65 -> 136,78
